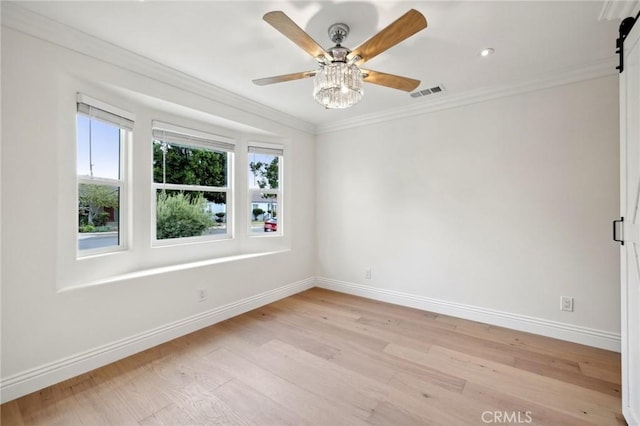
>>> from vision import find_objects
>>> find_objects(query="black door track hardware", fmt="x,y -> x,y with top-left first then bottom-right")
616,12 -> 639,73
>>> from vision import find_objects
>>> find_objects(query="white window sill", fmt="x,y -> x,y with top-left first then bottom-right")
57,249 -> 290,293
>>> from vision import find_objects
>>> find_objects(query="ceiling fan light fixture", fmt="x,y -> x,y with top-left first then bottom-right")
256,10 -> 427,108
313,62 -> 363,109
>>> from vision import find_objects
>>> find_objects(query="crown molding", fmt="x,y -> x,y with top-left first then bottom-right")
1,2 -> 624,137
599,0 -> 640,21
316,57 -> 618,135
0,2 -> 316,135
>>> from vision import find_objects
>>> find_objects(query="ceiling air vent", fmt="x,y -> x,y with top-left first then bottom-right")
410,85 -> 445,98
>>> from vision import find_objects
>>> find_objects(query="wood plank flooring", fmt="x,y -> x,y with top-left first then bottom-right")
1,288 -> 625,425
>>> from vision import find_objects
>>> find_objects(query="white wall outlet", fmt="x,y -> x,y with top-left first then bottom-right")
198,288 -> 208,302
365,268 -> 372,280
560,296 -> 573,312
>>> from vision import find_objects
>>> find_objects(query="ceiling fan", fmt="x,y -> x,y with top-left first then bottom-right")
253,9 -> 428,109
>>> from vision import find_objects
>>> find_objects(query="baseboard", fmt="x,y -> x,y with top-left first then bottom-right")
1,276 -> 620,403
0,277 -> 315,403
316,277 -> 621,352
623,406 -> 639,426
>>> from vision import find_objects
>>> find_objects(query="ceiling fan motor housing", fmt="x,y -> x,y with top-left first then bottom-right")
328,46 -> 351,64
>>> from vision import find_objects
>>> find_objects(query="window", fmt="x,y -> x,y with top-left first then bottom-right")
152,121 -> 234,244
62,91 -> 291,289
77,95 -> 133,255
248,144 -> 283,235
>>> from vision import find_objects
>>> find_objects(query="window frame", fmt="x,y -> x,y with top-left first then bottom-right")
76,94 -> 133,258
60,88 -> 293,290
247,142 -> 284,237
151,121 -> 235,246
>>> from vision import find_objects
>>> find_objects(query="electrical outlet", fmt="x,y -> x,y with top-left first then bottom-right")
198,288 -> 208,302
365,268 -> 372,280
560,296 -> 573,312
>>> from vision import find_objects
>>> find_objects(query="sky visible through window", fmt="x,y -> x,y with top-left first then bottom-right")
77,115 -> 120,179
248,152 -> 278,189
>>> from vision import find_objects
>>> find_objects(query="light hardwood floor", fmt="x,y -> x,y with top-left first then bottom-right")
1,288 -> 625,425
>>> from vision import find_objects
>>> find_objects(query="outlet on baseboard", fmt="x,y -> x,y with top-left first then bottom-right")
560,296 -> 574,312
365,268 -> 372,280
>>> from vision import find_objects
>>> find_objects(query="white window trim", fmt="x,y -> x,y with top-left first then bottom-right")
248,142 -> 283,238
151,122 -> 235,247
76,96 -> 132,258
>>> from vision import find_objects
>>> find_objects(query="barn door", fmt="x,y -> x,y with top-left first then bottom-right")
618,11 -> 640,425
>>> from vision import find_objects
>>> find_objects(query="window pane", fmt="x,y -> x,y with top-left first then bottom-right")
248,152 -> 279,190
156,190 -> 226,240
153,141 -> 227,186
78,184 -> 120,251
77,115 -> 121,180
250,193 -> 278,234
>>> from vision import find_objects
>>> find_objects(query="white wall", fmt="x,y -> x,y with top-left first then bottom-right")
0,10 -> 622,402
316,75 -> 621,348
1,27 -> 316,401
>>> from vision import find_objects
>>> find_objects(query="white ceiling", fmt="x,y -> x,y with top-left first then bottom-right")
11,1 -> 624,127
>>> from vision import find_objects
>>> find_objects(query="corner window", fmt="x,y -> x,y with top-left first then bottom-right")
77,95 -> 133,256
152,121 -> 234,244
248,144 -> 283,235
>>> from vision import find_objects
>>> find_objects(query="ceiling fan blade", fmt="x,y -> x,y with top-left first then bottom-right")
362,69 -> 420,92
263,11 -> 331,62
348,9 -> 427,66
252,70 -> 317,86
